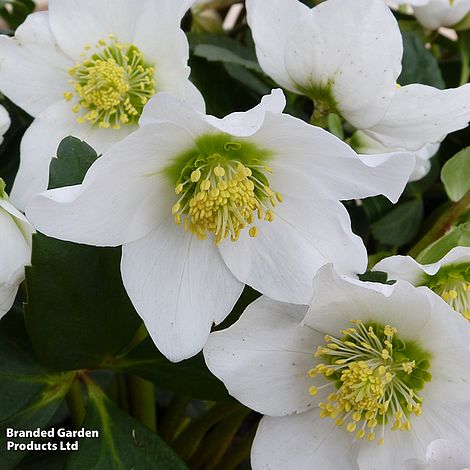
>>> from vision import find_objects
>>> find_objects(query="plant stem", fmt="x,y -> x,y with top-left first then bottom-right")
408,188 -> 470,258
459,31 -> 470,86
173,402 -> 241,462
160,395 -> 190,443
192,408 -> 249,470
66,378 -> 86,428
128,374 -> 157,432
216,425 -> 257,470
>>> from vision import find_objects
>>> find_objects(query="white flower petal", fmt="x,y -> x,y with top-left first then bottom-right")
11,100 -> 133,211
245,0 -> 309,91
0,106 -> 11,144
122,217 -> 244,362
251,412 -> 358,470
0,12 -> 72,117
26,120 -> 193,246
364,84 -> 470,151
249,112 -> 413,203
204,89 -> 286,137
0,203 -> 31,283
403,437 -> 470,470
219,196 -> 366,305
303,265 -> 432,338
283,0 -> 403,129
139,92 -> 208,136
375,247 -> 470,284
359,405 -> 470,470
415,0 -> 470,29
204,296 -> 321,416
0,275 -> 22,320
352,131 -> 439,183
131,0 -> 194,98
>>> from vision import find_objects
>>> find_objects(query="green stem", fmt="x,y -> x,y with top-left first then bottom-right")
216,425 -> 257,470
173,402 -> 241,462
66,378 -> 86,428
459,32 -> 470,86
128,375 -> 157,432
408,188 -> 470,258
190,408 -> 250,470
160,395 -> 190,443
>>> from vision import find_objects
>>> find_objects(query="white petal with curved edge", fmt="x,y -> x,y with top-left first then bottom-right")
0,12 -> 72,117
0,198 -> 34,247
304,265 -> 429,338
219,197 -> 366,305
0,106 -> 11,144
415,0 -> 470,29
352,131 -> 439,183
249,112 -> 413,203
49,0 -> 192,59
359,406 -> 470,470
0,275 -> 22,320
0,205 -> 31,282
245,0 -> 309,91
11,100 -> 134,211
252,412 -> 358,470
403,438 -> 470,470
364,83 -> 470,151
283,0 -> 403,129
204,296 -> 322,416
139,92 -> 209,136
204,89 -> 286,137
26,121 -> 193,246
375,246 -> 470,284
131,0 -> 194,98
122,217 -> 244,362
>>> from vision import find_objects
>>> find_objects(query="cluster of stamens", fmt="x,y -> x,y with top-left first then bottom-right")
171,148 -> 281,244
65,35 -> 156,129
308,320 -> 431,445
431,267 -> 470,321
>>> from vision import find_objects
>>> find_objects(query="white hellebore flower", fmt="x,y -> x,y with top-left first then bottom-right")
375,246 -> 470,320
26,90 -> 413,361
413,0 -> 470,30
351,131 -> 440,182
246,0 -> 470,153
0,179 -> 34,319
0,105 -> 10,145
204,265 -> 470,470
0,0 -> 201,211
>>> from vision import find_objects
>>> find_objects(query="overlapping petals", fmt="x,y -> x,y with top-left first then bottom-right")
204,265 -> 470,470
26,90 -> 413,361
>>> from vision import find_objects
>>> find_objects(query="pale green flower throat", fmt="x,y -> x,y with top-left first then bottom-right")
308,320 -> 432,445
65,35 -> 156,129
166,134 -> 281,244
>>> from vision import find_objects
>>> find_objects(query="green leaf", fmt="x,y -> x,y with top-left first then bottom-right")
48,137 -> 99,190
417,222 -> 470,264
371,199 -> 424,247
25,234 -> 142,370
0,310 -> 75,469
399,32 -> 445,88
441,147 -> 470,202
193,44 -> 263,73
65,379 -> 188,470
113,338 -> 230,402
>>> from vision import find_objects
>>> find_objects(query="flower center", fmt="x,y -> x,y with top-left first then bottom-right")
308,320 -> 432,445
65,35 -> 156,129
169,136 -> 280,244
426,264 -> 470,321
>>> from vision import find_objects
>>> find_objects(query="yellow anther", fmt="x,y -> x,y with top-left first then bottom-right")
249,226 -> 258,238
356,429 -> 366,439
346,422 -> 357,433
368,433 -> 376,442
175,184 -> 184,195
308,386 -> 318,396
191,169 -> 202,182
